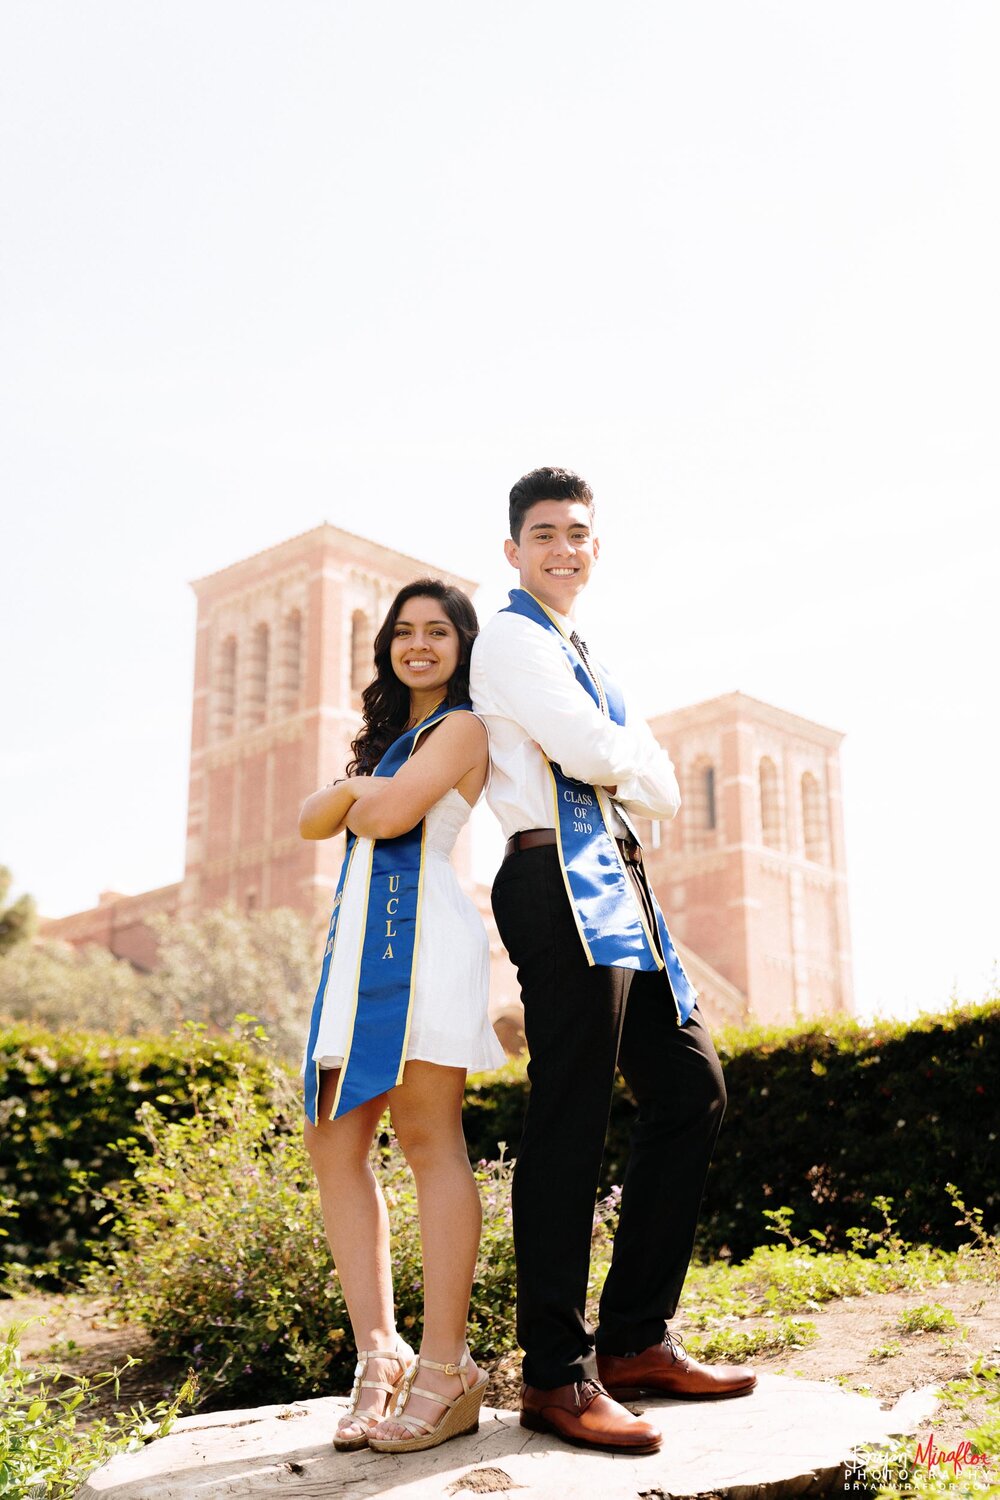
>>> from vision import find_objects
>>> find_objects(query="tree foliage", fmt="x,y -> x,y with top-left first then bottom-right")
147,905 -> 319,1059
0,865 -> 36,955
0,904 -> 321,1060
0,940 -> 155,1035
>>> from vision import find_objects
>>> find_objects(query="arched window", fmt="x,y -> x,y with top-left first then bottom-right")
686,758 -> 717,846
351,609 -> 374,693
214,636 -> 237,739
801,772 -> 825,862
759,757 -> 781,849
703,765 -> 717,831
277,609 -> 302,716
245,623 -> 269,727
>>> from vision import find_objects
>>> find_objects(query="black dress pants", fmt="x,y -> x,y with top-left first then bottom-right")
491,844 -> 727,1390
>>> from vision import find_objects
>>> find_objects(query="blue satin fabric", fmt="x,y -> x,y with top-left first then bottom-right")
502,589 -> 695,1022
303,701 -> 473,1124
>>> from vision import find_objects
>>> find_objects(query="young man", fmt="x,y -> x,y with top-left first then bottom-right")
470,467 -> 755,1455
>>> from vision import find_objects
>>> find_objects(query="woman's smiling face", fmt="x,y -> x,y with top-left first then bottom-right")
389,594 -> 461,695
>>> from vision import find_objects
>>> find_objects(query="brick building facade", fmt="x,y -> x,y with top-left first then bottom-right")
640,695 -> 853,1023
43,525 -> 853,1031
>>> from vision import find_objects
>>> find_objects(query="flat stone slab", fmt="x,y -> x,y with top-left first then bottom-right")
77,1374 -> 938,1499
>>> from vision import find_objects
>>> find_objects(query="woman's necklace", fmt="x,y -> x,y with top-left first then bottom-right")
404,695 -> 446,732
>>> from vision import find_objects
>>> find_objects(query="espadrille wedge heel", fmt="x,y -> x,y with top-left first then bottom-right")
333,1338 -> 416,1451
367,1347 -> 488,1454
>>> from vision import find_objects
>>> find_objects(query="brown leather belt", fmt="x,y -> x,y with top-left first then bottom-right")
504,827 -> 643,866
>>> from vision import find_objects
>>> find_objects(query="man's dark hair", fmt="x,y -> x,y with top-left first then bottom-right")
508,466 -> 595,542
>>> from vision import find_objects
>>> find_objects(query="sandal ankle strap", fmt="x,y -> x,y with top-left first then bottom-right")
399,1347 -> 473,1402
415,1347 -> 469,1377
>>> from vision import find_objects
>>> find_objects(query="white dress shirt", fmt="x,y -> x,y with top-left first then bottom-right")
470,603 -> 681,842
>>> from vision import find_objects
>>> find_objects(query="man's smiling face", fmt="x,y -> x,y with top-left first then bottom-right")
504,499 -> 599,616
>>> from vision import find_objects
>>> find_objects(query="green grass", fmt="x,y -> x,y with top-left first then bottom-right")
670,1196 -> 993,1368
868,1340 -> 903,1361
898,1303 -> 960,1335
686,1318 -> 818,1363
683,1237 -> 965,1326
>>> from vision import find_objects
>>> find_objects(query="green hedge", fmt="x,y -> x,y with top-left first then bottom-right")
4,1002 -> 997,1287
464,1000 -> 1000,1260
0,1024 -> 278,1284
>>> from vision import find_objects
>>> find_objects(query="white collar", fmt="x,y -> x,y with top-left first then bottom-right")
543,603 -> 576,634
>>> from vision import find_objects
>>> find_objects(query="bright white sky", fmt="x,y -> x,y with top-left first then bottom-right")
2,3 -> 997,1022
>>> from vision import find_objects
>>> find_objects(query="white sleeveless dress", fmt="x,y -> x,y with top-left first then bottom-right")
310,788 -> 506,1074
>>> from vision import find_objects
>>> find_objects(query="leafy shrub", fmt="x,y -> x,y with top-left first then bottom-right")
464,999 -> 1000,1259
0,1319 -> 191,1498
88,1069 -> 524,1408
0,1023 -> 278,1284
705,999 -> 999,1259
6,997 -> 997,1295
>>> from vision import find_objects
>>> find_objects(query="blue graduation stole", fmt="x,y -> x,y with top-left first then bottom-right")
304,700 -> 473,1123
502,589 -> 696,1023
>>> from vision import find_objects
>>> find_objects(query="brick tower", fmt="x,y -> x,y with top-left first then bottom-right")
640,693 -> 853,1024
181,525 -> 477,922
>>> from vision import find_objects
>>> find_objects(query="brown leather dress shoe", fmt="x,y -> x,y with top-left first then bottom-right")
521,1378 -> 661,1454
598,1333 -> 757,1401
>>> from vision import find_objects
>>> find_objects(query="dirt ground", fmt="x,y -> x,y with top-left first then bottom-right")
4,1276 -> 998,1467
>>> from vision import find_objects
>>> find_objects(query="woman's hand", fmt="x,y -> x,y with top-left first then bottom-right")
298,777 -> 365,840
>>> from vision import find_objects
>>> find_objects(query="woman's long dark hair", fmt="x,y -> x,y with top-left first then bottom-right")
346,579 -> 479,776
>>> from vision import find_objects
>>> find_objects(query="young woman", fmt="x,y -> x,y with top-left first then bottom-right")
299,579 -> 505,1456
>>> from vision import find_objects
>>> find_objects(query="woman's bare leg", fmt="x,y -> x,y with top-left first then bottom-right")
304,1071 -> 403,1437
372,1061 -> 483,1439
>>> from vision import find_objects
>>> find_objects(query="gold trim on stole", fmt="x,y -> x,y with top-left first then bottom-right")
395,818 -> 427,1083
328,839 -> 376,1120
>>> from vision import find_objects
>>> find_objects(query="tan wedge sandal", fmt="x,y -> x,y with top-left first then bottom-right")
368,1347 -> 488,1453
333,1339 -> 415,1451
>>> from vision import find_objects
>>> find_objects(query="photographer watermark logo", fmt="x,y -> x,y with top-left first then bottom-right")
842,1433 -> 994,1491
